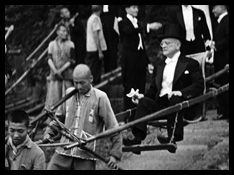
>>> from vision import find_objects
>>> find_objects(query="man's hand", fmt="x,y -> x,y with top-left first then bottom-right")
132,93 -> 144,105
107,156 -> 118,169
54,70 -> 63,80
148,22 -> 162,31
225,64 -> 229,73
98,51 -> 104,60
43,134 -> 51,141
168,91 -> 182,99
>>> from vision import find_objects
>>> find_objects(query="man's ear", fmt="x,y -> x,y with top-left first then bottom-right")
90,75 -> 93,83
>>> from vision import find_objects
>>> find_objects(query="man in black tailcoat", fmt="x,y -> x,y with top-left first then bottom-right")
123,24 -> 204,154
210,5 -> 229,121
169,5 -> 211,55
119,5 -> 162,111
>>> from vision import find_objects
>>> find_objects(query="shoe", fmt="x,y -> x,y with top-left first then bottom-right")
123,137 -> 141,155
157,135 -> 170,144
157,135 -> 177,153
213,114 -> 228,120
123,137 -> 141,146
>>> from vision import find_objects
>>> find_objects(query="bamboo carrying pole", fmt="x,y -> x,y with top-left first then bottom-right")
5,25 -> 14,41
205,64 -> 229,82
5,48 -> 48,96
25,22 -> 61,62
38,116 -> 123,170
30,88 -> 78,125
64,83 -> 229,150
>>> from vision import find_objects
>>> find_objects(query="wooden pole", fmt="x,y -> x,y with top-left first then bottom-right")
101,67 -> 121,81
95,72 -> 121,89
64,84 -> 229,150
5,25 -> 14,41
25,22 -> 61,61
30,88 -> 78,125
205,64 -> 229,82
5,48 -> 48,96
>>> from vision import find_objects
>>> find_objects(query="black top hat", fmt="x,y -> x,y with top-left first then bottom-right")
123,5 -> 139,8
159,24 -> 184,42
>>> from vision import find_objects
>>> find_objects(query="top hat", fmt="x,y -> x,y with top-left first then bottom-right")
159,24 -> 184,42
123,5 -> 139,8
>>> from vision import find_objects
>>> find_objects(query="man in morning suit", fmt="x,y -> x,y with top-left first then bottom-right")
169,5 -> 211,55
123,24 -> 204,154
119,5 -> 162,111
210,5 -> 229,121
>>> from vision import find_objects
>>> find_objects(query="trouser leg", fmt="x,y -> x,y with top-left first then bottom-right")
47,152 -> 73,170
73,158 -> 96,170
85,52 -> 102,85
132,97 -> 164,140
167,96 -> 184,142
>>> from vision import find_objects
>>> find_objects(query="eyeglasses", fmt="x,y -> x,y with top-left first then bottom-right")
160,41 -> 174,47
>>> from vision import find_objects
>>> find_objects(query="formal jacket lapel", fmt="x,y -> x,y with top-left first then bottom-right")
192,7 -> 199,29
126,16 -> 137,30
156,61 -> 166,90
177,8 -> 185,29
173,55 -> 188,86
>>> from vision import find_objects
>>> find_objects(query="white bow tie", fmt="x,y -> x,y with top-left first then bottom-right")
133,17 -> 138,24
165,58 -> 175,64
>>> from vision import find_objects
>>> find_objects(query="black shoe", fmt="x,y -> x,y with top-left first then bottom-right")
157,135 -> 170,144
157,135 -> 177,153
214,114 -> 228,120
123,137 -> 141,146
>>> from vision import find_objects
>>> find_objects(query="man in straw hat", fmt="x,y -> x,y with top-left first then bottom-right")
123,24 -> 204,154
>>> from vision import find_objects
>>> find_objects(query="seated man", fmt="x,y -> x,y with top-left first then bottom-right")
123,24 -> 204,154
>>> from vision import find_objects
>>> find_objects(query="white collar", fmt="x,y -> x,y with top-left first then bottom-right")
165,51 -> 181,64
127,14 -> 137,23
182,5 -> 192,11
8,135 -> 31,155
218,11 -> 228,23
103,5 -> 109,12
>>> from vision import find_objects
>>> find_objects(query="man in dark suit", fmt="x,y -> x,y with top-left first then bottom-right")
101,5 -> 120,73
210,5 -> 229,121
60,7 -> 86,65
119,5 -> 162,111
169,5 -> 211,55
123,24 -> 204,154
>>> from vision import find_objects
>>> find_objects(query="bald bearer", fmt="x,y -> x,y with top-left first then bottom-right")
44,64 -> 122,170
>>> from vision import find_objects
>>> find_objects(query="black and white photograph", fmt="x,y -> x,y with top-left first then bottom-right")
5,5 -> 229,170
